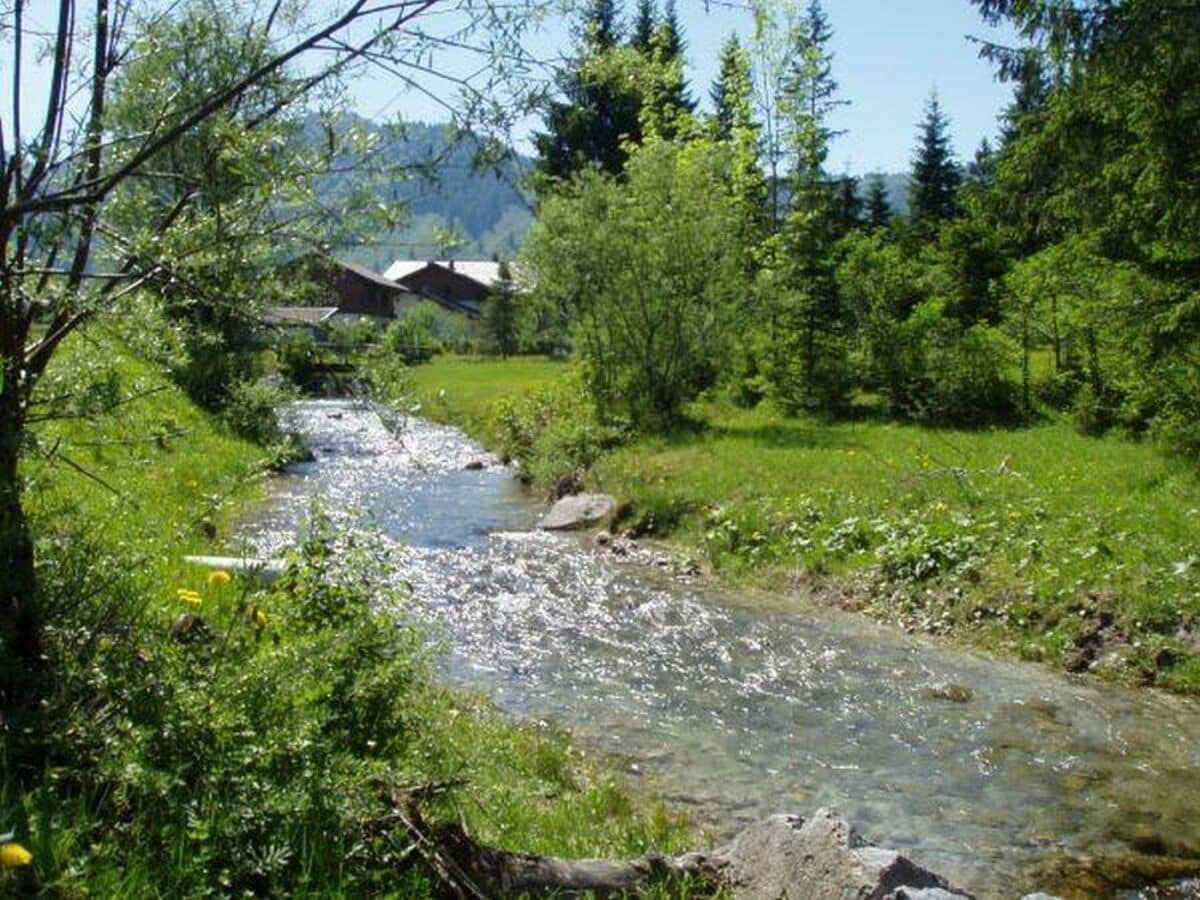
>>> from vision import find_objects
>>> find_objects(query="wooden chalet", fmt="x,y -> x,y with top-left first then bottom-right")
383,259 -> 515,318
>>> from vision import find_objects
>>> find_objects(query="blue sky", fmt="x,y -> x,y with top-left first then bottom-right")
4,0 -> 1019,177
345,0 -> 1020,175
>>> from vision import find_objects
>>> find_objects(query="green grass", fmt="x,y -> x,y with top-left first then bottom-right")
3,336 -> 700,896
410,356 -> 1200,694
409,354 -> 566,443
23,327 -> 270,577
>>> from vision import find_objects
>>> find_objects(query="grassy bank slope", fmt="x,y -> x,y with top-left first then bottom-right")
411,355 -> 1200,694
2,335 -> 691,896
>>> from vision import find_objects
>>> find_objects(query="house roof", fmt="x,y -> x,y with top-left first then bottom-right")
383,259 -> 515,290
335,258 -> 418,293
262,306 -> 339,326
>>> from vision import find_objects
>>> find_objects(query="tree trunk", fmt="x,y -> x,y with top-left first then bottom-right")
0,391 -> 41,719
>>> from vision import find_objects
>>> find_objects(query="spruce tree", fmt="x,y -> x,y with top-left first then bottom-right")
710,34 -> 746,141
908,90 -> 961,232
660,0 -> 684,60
864,175 -> 892,229
708,34 -> 766,256
531,0 -> 641,190
966,136 -> 996,187
657,0 -> 695,111
631,0 -> 655,52
482,261 -> 520,358
832,175 -> 862,235
640,23 -> 695,141
773,0 -> 851,411
585,0 -> 621,50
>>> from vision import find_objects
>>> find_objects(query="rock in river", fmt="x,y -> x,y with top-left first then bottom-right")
539,493 -> 616,531
716,809 -> 972,900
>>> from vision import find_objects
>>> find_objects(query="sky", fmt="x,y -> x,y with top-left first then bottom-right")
3,0 -> 1019,177
344,0 -> 1021,175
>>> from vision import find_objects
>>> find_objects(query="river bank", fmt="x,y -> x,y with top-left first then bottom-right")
409,355 -> 1200,696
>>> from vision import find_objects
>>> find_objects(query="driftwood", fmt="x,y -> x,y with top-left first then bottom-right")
389,787 -> 970,900
182,554 -> 286,581
390,786 -> 721,898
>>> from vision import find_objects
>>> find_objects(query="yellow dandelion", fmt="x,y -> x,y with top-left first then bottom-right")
207,569 -> 231,588
253,607 -> 269,628
0,842 -> 32,868
176,588 -> 202,607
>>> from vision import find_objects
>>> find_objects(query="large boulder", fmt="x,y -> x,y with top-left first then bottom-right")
539,493 -> 616,531
715,809 -> 972,900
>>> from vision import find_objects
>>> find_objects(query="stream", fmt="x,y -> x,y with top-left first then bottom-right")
237,399 -> 1200,898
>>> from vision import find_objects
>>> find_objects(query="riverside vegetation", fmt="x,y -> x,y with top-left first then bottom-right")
3,0 -> 1200,895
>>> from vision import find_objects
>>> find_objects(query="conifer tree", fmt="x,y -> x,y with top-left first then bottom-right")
660,0 -> 684,60
908,90 -> 961,231
832,175 -> 862,235
708,34 -> 767,257
631,0 -> 656,52
532,0 -> 641,190
658,0 -> 695,110
710,34 -> 748,141
585,0 -> 621,49
482,261 -> 520,358
966,136 -> 997,187
771,0 -> 851,410
640,23 -> 695,141
864,175 -> 892,229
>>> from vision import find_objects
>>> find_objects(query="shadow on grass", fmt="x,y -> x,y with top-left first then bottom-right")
653,409 -> 863,452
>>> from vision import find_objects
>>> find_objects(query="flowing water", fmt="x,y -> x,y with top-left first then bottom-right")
239,400 -> 1200,898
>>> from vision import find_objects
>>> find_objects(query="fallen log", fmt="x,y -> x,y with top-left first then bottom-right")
181,554 -> 287,581
392,788 -> 972,900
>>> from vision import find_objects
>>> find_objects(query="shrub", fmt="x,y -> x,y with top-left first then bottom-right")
491,369 -> 627,488
169,325 -> 259,413
523,139 -> 744,429
221,376 -> 294,444
896,303 -> 1020,426
915,321 -> 1020,426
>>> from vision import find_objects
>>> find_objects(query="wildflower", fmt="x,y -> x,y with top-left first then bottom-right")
253,607 -> 269,628
207,569 -> 231,587
176,588 -> 202,607
0,842 -> 32,867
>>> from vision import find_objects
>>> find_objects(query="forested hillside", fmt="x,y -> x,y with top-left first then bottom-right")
308,115 -> 534,267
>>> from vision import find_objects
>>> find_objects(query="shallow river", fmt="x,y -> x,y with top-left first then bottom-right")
238,400 -> 1200,898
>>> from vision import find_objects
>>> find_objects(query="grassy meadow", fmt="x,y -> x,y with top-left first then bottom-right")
411,355 -> 1200,694
2,335 -> 694,896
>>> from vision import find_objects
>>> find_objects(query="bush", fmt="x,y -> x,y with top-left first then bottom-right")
221,376 -> 295,445
380,301 -> 479,363
491,369 -> 627,488
13,514 -> 432,896
896,303 -> 1020,426
169,325 -> 259,413
916,322 -> 1020,426
273,330 -> 320,384
1147,345 -> 1200,460
523,139 -> 745,429
1033,368 -> 1083,410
